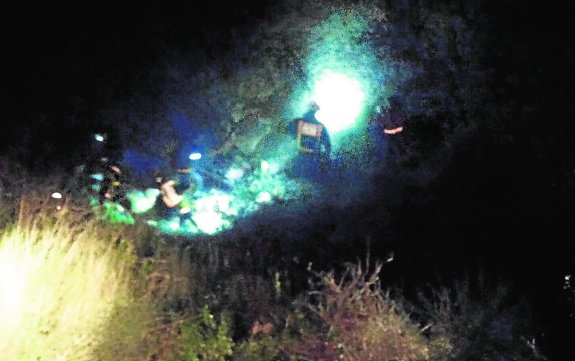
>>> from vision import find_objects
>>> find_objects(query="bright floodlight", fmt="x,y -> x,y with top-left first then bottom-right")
94,133 -> 104,142
189,152 -> 202,161
313,71 -> 365,133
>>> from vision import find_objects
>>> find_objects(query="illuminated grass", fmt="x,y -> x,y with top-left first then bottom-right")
0,215 -> 136,361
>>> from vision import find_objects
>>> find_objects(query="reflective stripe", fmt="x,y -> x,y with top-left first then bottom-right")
384,126 -> 403,135
297,120 -> 323,153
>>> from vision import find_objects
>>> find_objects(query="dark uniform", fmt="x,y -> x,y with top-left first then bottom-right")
369,100 -> 405,163
287,104 -> 331,178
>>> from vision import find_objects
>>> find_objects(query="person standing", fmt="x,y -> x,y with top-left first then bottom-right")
287,102 -> 331,179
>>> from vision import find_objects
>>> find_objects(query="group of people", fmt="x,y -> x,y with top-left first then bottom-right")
287,97 -> 406,178
85,97 -> 406,224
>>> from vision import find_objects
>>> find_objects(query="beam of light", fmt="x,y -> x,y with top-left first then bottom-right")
94,133 -> 105,142
189,152 -> 202,161
313,71 -> 365,133
292,10 -> 395,150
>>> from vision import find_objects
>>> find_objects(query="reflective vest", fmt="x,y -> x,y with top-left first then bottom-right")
296,119 -> 324,153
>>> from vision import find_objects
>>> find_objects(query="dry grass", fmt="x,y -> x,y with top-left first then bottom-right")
295,261 -> 447,361
0,201 -> 137,360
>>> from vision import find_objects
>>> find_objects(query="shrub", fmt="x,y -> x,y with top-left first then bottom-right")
233,334 -> 281,361
173,305 -> 234,361
281,261 -> 447,361
416,274 -> 547,360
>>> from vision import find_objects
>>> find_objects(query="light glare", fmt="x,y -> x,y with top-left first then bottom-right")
189,152 -> 202,160
313,71 -> 365,133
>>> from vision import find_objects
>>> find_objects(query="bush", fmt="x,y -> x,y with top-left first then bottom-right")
281,261 -> 448,361
416,274 -> 547,360
233,334 -> 281,361
174,305 -> 234,361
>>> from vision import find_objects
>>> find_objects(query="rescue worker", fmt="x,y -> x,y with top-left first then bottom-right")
287,102 -> 331,178
154,159 -> 197,226
99,160 -> 125,205
82,130 -> 126,202
369,96 -> 406,163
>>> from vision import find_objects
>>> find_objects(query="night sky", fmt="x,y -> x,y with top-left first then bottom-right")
3,1 -> 269,164
1,0 -> 574,358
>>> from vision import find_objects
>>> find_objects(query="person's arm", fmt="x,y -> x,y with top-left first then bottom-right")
384,112 -> 405,135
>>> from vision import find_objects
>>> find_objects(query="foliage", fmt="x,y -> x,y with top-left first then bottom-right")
281,261 -> 448,361
92,296 -> 161,361
416,274 -> 547,360
0,195 -> 138,361
0,174 -> 550,360
174,305 -> 234,361
233,334 -> 281,361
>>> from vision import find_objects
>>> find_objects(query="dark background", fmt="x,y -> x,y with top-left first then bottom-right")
1,0 -> 573,358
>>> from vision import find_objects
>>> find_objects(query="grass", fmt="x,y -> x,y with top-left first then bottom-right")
0,173 -> 547,360
0,203 -> 137,360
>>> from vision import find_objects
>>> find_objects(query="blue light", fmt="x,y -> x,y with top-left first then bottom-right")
94,133 -> 105,142
90,173 -> 104,182
189,152 -> 202,161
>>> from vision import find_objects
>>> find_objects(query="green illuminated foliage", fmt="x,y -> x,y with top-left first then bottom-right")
127,188 -> 160,214
141,159 -> 303,237
102,201 -> 135,225
174,306 -> 234,361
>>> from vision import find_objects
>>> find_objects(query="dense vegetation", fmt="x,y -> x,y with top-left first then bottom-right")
1,0 -> 572,359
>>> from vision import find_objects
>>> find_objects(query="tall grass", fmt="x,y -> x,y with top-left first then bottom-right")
0,198 -> 137,361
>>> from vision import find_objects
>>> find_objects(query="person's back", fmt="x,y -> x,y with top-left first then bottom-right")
289,103 -> 331,157
287,103 -> 332,179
